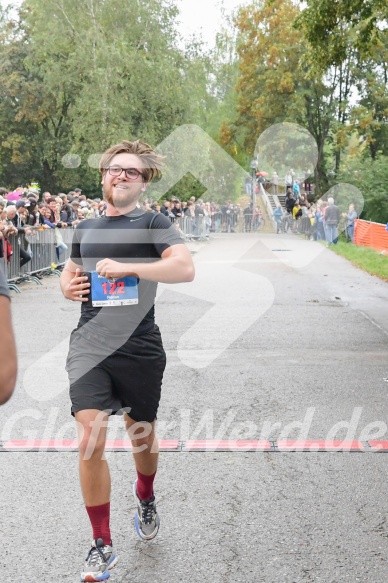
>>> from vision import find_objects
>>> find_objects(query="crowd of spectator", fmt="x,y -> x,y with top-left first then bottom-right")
0,186 -> 96,269
274,187 -> 358,245
144,196 -> 241,236
0,173 -> 364,284
0,185 -> 243,275
248,167 -> 314,198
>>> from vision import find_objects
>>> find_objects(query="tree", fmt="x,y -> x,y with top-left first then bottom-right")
232,0 -> 304,154
350,37 -> 388,159
218,0 -> 359,193
338,154 -> 388,223
296,0 -> 388,70
0,0 -> 213,195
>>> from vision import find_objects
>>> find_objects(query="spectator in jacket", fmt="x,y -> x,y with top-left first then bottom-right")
46,198 -> 68,228
6,203 -> 32,267
324,197 -> 341,246
273,205 -> 283,234
292,181 -> 300,200
314,207 -> 325,241
171,200 -> 184,218
285,169 -> 294,190
292,203 -> 303,233
61,202 -> 78,226
25,197 -> 43,227
299,194 -> 310,209
159,200 -> 170,216
342,204 -> 357,243
285,188 -> 295,215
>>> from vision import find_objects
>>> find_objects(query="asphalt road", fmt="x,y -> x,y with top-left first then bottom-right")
2,232 -> 388,582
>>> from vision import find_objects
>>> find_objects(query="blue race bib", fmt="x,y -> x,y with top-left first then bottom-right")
91,271 -> 139,307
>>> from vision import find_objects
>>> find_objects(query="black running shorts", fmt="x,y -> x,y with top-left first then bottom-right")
66,324 -> 166,422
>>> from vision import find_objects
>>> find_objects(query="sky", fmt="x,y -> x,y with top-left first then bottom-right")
177,0 -> 246,47
1,0 -> 247,48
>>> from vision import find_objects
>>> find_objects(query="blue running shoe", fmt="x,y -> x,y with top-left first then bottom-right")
133,480 -> 160,541
81,538 -> 118,582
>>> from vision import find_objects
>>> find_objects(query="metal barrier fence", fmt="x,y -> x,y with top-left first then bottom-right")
174,212 -> 239,237
2,213 -> 242,291
1,227 -> 73,292
242,213 -> 266,232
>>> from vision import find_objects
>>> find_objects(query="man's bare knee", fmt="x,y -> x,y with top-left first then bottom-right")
78,430 -> 106,461
75,410 -> 108,461
126,419 -> 157,452
131,433 -> 157,449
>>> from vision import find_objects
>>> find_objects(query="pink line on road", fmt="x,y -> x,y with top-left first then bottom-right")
276,440 -> 365,452
0,439 -> 380,452
183,440 -> 272,451
368,441 -> 388,452
1,439 -> 180,451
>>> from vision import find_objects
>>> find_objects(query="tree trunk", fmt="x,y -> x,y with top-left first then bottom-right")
42,160 -> 57,194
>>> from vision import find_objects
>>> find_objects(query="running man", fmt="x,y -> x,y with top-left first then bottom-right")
60,140 -> 195,582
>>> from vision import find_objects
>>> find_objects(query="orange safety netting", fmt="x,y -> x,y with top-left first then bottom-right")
354,219 -> 388,252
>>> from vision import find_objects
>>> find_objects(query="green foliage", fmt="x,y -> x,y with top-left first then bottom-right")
296,0 -> 388,70
218,0 -> 358,194
338,154 -> 388,223
232,0 -> 305,154
349,37 -> 388,160
212,0 -> 388,203
159,173 -> 209,203
1,0 -> 387,210
296,1 -> 388,192
0,0 -> 213,195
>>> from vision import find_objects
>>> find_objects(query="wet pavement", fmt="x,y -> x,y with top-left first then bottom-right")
2,232 -> 388,582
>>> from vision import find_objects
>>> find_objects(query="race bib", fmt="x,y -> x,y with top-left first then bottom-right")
91,271 -> 139,307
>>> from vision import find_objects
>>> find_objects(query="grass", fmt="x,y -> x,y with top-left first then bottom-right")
329,238 -> 388,281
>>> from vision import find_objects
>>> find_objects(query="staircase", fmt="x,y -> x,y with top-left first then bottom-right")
277,194 -> 286,210
266,190 -> 286,212
267,193 -> 276,211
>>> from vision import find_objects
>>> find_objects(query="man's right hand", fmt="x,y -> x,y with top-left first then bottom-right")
63,268 -> 90,302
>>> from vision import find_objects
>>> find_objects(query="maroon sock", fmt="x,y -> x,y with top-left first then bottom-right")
136,470 -> 156,501
85,502 -> 111,545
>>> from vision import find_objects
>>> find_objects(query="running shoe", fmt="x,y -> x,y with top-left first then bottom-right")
133,479 -> 160,541
81,538 -> 118,582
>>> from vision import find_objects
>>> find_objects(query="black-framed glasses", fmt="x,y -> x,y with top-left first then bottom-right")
106,166 -> 145,180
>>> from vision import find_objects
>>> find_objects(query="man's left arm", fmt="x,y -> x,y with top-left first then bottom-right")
96,243 -> 195,284
0,294 -> 17,405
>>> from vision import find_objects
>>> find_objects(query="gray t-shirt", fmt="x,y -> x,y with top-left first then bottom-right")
0,264 -> 10,299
